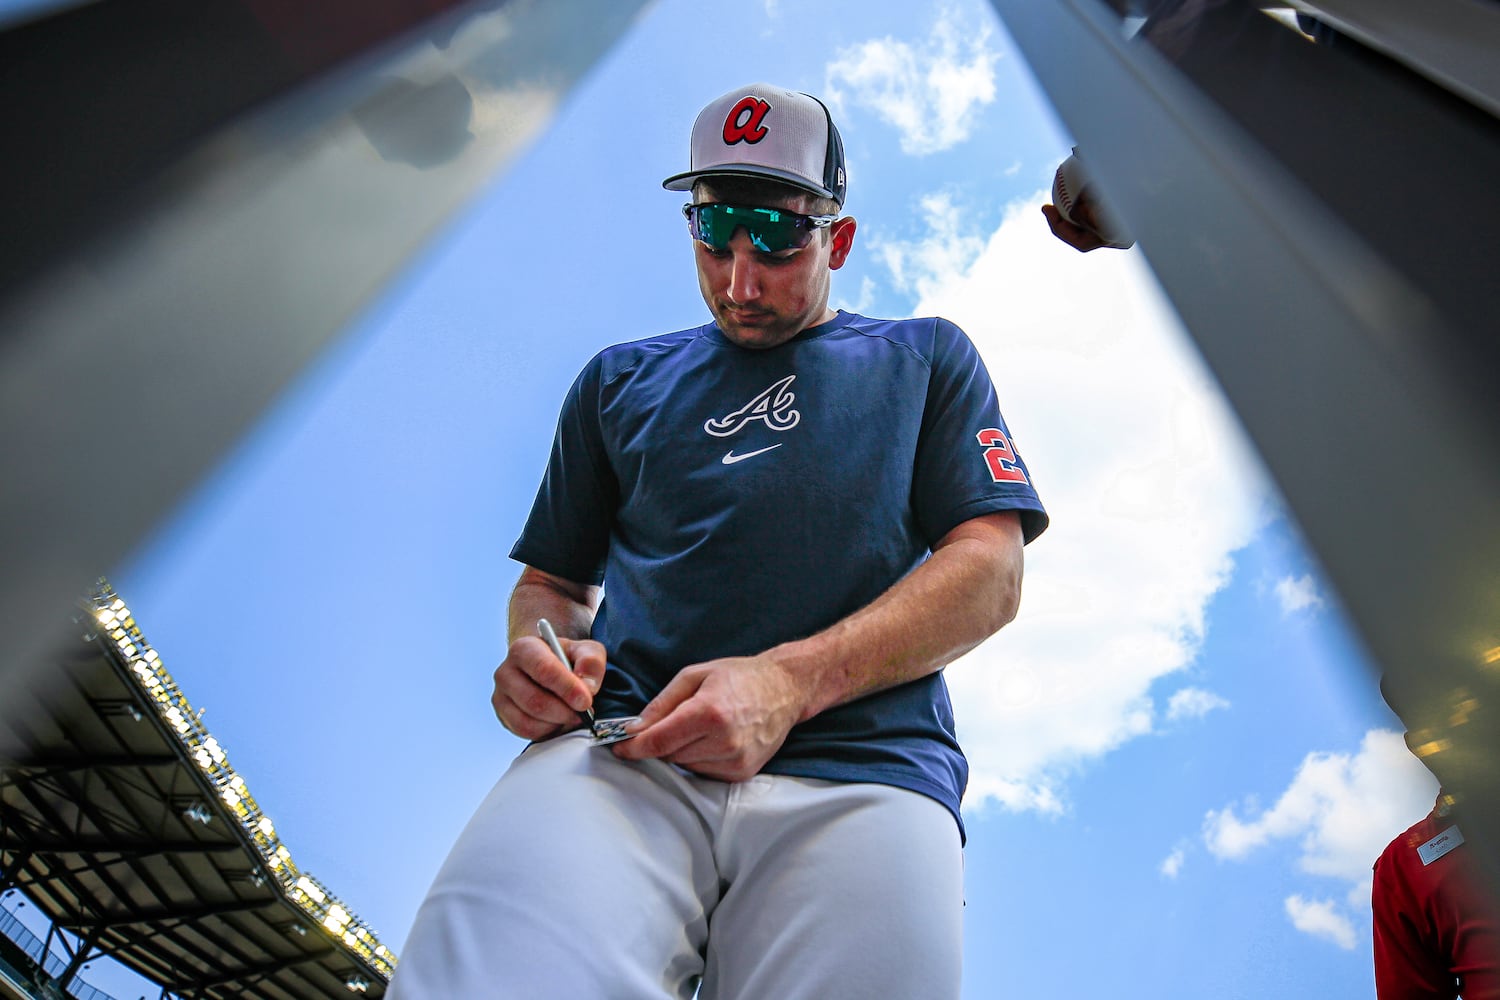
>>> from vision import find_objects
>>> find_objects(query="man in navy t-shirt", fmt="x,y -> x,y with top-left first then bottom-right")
390,83 -> 1048,1000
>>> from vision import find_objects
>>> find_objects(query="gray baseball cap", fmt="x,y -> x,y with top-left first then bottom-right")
662,83 -> 847,206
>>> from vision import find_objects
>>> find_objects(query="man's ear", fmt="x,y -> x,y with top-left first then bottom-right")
828,216 -> 857,270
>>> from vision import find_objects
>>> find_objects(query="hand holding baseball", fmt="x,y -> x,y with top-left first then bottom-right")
1046,148 -> 1135,252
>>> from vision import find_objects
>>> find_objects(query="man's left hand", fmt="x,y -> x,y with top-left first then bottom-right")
611,654 -> 805,782
1042,203 -> 1112,253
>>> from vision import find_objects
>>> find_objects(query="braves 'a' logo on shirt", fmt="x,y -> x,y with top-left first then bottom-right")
705,374 -> 801,438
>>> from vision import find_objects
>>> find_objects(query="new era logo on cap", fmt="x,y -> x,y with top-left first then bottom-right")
663,83 -> 847,206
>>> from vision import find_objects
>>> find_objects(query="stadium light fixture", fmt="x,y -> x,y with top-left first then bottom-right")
181,800 -> 213,826
84,580 -> 399,979
95,699 -> 144,723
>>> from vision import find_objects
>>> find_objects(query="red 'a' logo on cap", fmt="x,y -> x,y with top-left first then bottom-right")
723,96 -> 771,144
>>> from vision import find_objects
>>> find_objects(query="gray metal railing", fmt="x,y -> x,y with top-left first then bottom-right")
0,902 -> 123,1000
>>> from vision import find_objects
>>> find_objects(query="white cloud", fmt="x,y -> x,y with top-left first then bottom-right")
1285,895 -> 1358,950
883,192 -> 1271,813
1161,846 -> 1187,879
825,9 -> 998,155
877,192 -> 985,301
1202,729 -> 1438,948
1203,729 -> 1435,879
1274,573 -> 1326,616
833,275 -> 878,317
1166,687 -> 1230,722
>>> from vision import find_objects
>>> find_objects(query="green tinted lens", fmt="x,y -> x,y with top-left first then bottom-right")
686,204 -> 820,253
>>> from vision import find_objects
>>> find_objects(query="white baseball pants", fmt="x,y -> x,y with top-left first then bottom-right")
387,729 -> 964,999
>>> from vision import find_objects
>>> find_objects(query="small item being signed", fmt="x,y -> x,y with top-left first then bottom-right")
590,716 -> 640,747
536,618 -> 638,747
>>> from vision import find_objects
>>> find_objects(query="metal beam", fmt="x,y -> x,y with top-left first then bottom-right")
1,756 -> 182,781
1,790 -> 155,927
55,922 -> 103,997
1286,0 -> 1500,116
0,0 -> 656,710
0,835 -> 239,857
987,0 -> 1500,871
164,948 -> 336,996
60,895 -> 275,935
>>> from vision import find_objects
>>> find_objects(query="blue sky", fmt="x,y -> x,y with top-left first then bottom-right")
41,1 -> 1441,996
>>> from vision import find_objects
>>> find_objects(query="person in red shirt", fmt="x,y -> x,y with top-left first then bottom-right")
1371,668 -> 1500,1000
1373,790 -> 1500,999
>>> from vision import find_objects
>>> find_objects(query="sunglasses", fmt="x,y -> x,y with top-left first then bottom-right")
683,203 -> 838,253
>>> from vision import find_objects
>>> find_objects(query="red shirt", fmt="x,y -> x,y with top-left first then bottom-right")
1373,796 -> 1500,999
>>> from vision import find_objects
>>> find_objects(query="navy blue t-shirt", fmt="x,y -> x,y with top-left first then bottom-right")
511,311 -> 1047,834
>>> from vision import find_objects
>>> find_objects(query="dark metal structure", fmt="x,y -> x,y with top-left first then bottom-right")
2,584 -> 391,999
0,0 -> 655,700
987,0 -> 1500,875
1,2 -> 651,994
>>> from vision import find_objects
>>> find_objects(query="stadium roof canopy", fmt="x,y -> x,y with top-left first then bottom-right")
1,583 -> 392,999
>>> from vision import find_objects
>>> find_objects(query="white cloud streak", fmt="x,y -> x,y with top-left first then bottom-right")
1166,687 -> 1230,722
877,192 -> 986,301
1160,846 -> 1187,879
1285,895 -> 1358,950
1274,573 -> 1326,616
880,192 -> 1271,813
825,9 -> 998,155
833,275 -> 878,317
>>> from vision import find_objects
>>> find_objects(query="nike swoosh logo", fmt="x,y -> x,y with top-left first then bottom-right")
721,444 -> 783,465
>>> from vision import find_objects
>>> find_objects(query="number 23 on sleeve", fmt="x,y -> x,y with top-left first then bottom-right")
976,428 -> 1030,484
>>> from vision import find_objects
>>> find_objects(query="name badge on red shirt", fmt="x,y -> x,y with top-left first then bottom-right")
1417,825 -> 1464,866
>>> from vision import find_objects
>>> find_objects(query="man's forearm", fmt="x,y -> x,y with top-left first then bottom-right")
506,566 -> 601,644
768,510 -> 1025,723
493,566 -> 606,738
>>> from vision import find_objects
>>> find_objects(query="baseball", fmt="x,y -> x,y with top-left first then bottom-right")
1051,148 -> 1134,249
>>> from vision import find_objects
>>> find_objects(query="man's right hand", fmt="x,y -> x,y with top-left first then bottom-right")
491,633 -> 607,741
